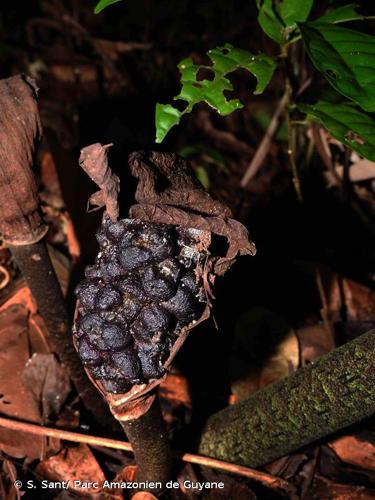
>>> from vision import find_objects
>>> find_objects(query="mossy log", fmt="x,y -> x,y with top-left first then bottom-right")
199,328 -> 375,467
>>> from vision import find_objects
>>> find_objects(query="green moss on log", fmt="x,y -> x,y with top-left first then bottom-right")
199,329 -> 375,467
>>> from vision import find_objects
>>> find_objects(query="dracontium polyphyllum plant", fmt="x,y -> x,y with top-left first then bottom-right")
73,144 -> 255,490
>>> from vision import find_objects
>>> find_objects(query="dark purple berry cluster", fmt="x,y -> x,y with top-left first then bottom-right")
74,217 -> 205,393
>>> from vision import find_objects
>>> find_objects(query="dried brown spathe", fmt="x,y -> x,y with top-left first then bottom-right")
0,75 -> 46,244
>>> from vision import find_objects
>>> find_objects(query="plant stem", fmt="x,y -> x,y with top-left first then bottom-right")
199,328 -> 375,467
240,92 -> 288,188
280,40 -> 303,202
119,396 -> 172,493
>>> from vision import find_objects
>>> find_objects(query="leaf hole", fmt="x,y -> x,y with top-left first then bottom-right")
196,67 -> 215,82
173,99 -> 188,112
223,89 -> 236,101
221,48 -> 229,55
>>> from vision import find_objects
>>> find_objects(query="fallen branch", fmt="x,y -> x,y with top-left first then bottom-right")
199,328 -> 375,467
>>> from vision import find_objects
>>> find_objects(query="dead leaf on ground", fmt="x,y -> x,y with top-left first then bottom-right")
159,373 -> 191,408
328,433 -> 375,473
265,452 -> 310,480
201,468 -> 257,500
319,444 -> 375,488
132,492 -> 158,500
0,304 -> 60,460
310,475 -> 375,499
320,270 -> 375,324
22,353 -> 71,422
0,305 -> 41,422
0,282 -> 37,314
297,324 -> 335,365
36,444 -> 106,496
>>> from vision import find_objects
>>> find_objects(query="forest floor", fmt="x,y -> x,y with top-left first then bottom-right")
0,1 -> 375,498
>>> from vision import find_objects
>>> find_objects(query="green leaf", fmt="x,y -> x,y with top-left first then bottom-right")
312,4 -> 363,24
195,166 -> 210,189
257,0 -> 313,44
300,22 -> 375,112
300,101 -> 375,161
94,0 -> 123,14
155,104 -> 182,144
155,44 -> 276,142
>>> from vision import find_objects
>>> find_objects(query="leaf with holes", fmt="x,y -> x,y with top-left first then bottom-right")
257,0 -> 313,43
312,4 -> 364,24
300,101 -> 375,162
300,22 -> 375,112
94,0 -> 123,14
155,44 -> 276,143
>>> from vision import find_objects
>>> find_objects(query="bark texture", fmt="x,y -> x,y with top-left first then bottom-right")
199,328 -> 375,467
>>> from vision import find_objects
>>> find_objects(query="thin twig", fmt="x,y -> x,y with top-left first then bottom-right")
240,92 -> 288,188
0,416 -> 290,492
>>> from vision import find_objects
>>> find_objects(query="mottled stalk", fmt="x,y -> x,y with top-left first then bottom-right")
119,396 -> 172,493
200,328 -> 375,467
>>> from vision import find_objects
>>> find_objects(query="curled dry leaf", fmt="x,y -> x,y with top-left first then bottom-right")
79,143 -> 119,222
129,151 -> 256,275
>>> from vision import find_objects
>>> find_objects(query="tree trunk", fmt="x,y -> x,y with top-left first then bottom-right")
199,328 -> 375,467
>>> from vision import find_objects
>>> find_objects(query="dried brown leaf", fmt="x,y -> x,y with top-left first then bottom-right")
128,151 -> 255,275
132,493 -> 158,500
0,304 -> 60,460
22,353 -> 71,421
79,143 -> 119,222
297,324 -> 335,364
36,444 -> 106,496
0,74 -> 46,244
329,433 -> 375,472
310,475 -> 375,499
